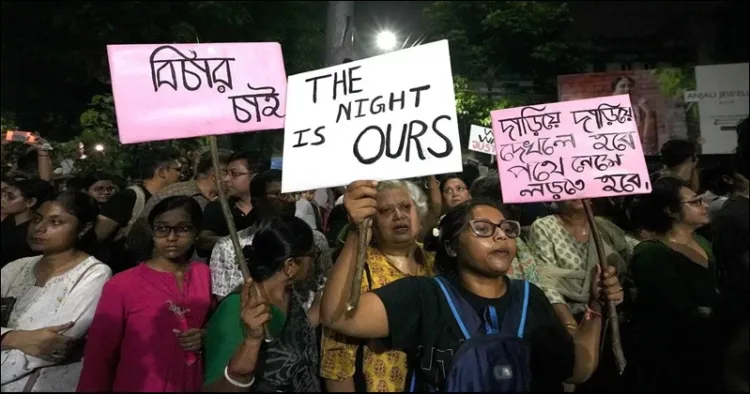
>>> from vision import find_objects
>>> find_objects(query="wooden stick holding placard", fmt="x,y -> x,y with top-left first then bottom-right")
208,135 -> 274,341
582,199 -> 627,374
346,217 -> 372,311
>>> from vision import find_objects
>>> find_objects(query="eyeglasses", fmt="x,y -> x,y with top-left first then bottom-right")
91,186 -> 117,194
228,171 -> 250,179
1,191 -> 20,201
681,197 -> 707,207
152,224 -> 196,238
460,219 -> 521,239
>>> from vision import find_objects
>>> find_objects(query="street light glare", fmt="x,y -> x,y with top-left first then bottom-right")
376,31 -> 397,51
94,144 -> 105,152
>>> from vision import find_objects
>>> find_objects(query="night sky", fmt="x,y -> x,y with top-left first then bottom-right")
354,1 -> 431,57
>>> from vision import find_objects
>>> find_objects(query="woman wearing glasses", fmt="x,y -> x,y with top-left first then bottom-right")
321,180 -> 434,392
78,196 -> 212,392
321,189 -> 624,391
628,177 -> 721,391
202,216 -> 322,392
81,172 -> 120,205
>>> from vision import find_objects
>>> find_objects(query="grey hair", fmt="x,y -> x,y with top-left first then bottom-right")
376,180 -> 429,219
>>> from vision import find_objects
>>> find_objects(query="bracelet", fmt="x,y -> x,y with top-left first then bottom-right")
584,305 -> 603,320
564,322 -> 578,333
224,366 -> 255,388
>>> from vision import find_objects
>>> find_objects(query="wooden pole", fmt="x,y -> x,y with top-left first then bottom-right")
346,217 -> 371,311
208,135 -> 273,341
582,200 -> 627,374
324,0 -> 371,313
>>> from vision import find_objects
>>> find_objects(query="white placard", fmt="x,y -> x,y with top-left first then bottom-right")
468,124 -> 495,155
281,40 -> 462,193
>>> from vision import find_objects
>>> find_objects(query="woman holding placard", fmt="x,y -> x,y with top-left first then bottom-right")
321,180 -> 434,392
529,199 -> 638,390
202,216 -> 322,392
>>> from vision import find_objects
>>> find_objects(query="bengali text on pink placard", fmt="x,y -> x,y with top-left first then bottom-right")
490,95 -> 651,203
107,43 -> 287,144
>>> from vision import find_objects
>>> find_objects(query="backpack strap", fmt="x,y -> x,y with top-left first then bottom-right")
498,280 -> 530,339
114,185 -> 147,241
432,276 -> 483,339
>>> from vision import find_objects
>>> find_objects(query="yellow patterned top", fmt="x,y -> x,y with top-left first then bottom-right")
321,245 -> 435,392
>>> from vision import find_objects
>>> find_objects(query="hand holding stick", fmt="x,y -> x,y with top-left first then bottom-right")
208,135 -> 274,341
346,217 -> 372,312
582,200 -> 627,374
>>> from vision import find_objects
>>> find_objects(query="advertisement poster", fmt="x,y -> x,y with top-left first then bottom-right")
558,63 -> 748,155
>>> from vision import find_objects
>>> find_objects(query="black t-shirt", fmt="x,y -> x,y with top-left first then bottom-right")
202,199 -> 255,236
373,275 -> 574,392
99,185 -> 153,226
98,185 -> 152,273
0,217 -> 34,268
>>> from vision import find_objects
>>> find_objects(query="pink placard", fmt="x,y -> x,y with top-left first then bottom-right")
107,43 -> 287,144
490,95 -> 651,203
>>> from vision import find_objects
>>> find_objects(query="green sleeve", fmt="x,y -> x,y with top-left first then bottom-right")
203,293 -> 245,386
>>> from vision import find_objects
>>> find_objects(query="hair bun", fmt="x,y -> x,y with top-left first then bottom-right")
241,244 -> 256,265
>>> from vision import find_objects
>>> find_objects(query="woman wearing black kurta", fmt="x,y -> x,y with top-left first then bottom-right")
630,177 -> 722,391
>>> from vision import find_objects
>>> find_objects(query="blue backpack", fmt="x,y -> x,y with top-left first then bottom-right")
412,276 -> 531,392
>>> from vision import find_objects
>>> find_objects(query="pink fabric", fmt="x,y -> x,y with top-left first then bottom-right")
77,262 -> 212,392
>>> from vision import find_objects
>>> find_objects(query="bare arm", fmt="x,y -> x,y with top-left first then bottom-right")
566,265 -> 622,384
565,303 -> 603,384
306,290 -> 322,328
36,148 -> 53,182
202,338 -> 263,392
553,303 -> 579,334
94,215 -> 120,242
320,230 -> 389,339
325,377 -> 357,392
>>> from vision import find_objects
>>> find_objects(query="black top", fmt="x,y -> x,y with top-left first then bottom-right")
630,239 -> 721,391
202,199 -> 255,236
373,275 -> 574,392
711,196 -> 749,316
0,217 -> 34,268
99,185 -> 153,226
98,185 -> 152,273
255,294 -> 321,392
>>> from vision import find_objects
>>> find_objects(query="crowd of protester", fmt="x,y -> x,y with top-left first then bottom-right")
0,119 -> 748,392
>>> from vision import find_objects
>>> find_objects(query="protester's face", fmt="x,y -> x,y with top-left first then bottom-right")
1,184 -> 27,216
288,245 -> 319,283
456,205 -> 517,278
223,159 -> 252,198
28,201 -> 81,254
87,180 -> 117,203
151,207 -> 197,260
265,180 -> 294,204
374,187 -> 420,247
442,178 -> 470,209
613,78 -> 634,96
560,199 -> 586,213
677,187 -> 709,227
163,161 -> 183,185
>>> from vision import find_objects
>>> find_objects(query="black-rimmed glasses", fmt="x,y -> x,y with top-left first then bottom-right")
461,219 -> 521,239
152,224 -> 196,238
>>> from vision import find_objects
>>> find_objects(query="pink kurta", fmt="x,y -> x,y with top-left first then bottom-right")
77,262 -> 212,392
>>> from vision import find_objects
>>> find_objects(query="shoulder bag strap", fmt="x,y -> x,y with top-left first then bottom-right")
431,276 -> 482,339
498,280 -> 530,339
115,186 -> 146,241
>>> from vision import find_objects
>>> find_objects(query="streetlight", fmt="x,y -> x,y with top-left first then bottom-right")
376,30 -> 397,52
94,144 -> 105,152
